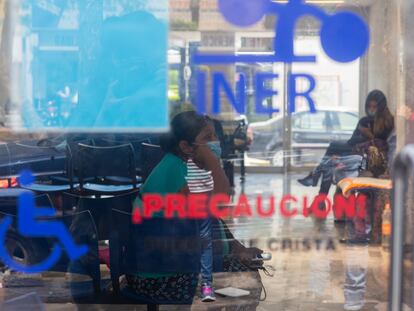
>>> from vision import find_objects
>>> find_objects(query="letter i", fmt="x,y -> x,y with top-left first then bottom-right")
197,71 -> 207,114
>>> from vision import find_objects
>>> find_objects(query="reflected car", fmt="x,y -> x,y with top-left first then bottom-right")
247,108 -> 359,165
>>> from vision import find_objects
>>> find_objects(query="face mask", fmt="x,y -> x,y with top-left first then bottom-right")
207,141 -> 222,159
367,110 -> 377,118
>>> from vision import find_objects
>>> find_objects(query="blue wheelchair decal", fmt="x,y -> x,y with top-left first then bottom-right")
0,170 -> 88,274
194,0 -> 370,64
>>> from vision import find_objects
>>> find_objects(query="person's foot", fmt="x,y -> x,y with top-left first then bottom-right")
201,283 -> 216,302
298,171 -> 320,187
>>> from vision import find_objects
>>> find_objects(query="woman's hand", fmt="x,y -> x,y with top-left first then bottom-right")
192,143 -> 219,170
359,126 -> 374,139
192,143 -> 231,194
232,246 -> 264,267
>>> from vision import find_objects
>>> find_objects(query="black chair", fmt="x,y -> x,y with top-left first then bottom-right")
91,138 -> 145,184
140,143 -> 164,182
109,208 -> 201,310
75,143 -> 141,194
92,134 -> 159,179
65,208 -> 102,298
50,137 -> 96,186
67,143 -> 140,295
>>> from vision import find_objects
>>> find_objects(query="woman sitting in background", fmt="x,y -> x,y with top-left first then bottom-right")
298,89 -> 394,195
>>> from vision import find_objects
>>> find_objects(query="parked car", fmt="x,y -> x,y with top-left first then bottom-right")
247,108 -> 359,166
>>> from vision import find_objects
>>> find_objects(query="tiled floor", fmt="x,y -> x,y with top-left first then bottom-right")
230,173 -> 390,310
0,173 -> 392,310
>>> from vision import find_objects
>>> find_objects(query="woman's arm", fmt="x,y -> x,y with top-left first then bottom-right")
358,125 -> 374,139
204,155 -> 230,195
348,117 -> 373,146
193,145 -> 231,195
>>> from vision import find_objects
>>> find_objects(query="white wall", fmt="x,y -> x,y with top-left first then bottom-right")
293,37 -> 360,112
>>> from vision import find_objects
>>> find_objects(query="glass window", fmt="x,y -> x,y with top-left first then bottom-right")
336,112 -> 359,131
1,0 -> 413,310
294,112 -> 326,130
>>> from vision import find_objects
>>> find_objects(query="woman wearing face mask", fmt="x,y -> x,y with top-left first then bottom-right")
128,111 -> 228,303
129,111 -> 263,305
298,90 -> 394,195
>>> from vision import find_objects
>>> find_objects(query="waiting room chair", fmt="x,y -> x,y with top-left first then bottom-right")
49,137 -> 96,186
91,138 -> 145,184
75,143 -> 140,194
140,143 -> 164,182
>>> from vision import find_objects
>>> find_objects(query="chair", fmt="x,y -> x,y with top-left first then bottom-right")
64,208 -> 102,298
337,177 -> 392,244
91,137 -> 145,184
109,207 -> 201,310
49,136 -> 95,186
75,143 -> 140,194
140,143 -> 165,182
330,154 -> 365,222
92,134 -> 159,179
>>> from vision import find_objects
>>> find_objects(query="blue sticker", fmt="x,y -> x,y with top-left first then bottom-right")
0,171 -> 88,273
194,0 -> 369,64
15,1 -> 168,132
194,0 -> 370,115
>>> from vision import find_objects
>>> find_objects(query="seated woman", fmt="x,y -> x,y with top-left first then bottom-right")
127,111 -> 262,305
298,90 -> 394,195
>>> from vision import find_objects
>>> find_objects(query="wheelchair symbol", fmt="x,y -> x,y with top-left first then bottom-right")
0,170 -> 88,274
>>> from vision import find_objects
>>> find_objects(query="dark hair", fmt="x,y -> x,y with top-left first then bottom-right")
159,111 -> 209,153
365,90 -> 394,137
365,90 -> 387,115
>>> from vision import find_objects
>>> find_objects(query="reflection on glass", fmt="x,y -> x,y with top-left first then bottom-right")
13,0 -> 168,131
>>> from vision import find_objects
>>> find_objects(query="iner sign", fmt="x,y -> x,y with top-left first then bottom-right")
193,0 -> 370,115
